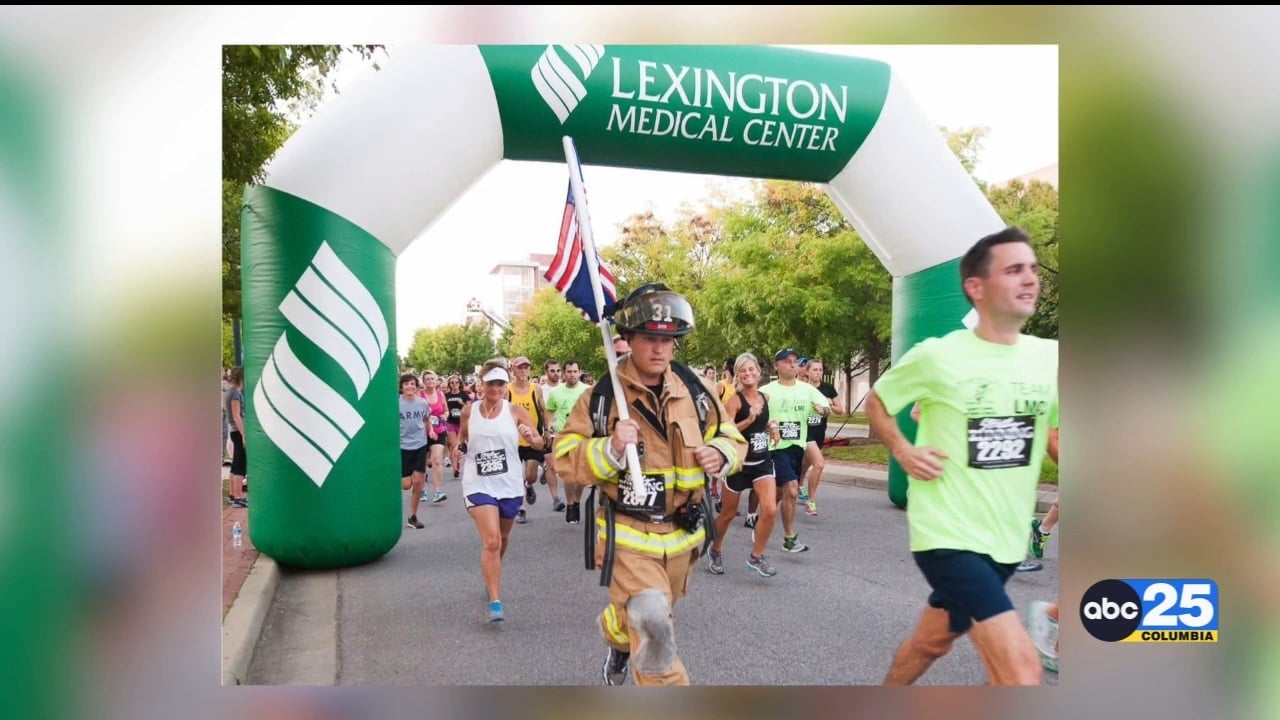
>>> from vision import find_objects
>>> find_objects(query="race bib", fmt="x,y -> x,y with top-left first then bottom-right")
779,421 -> 802,441
749,431 -> 770,454
430,415 -> 440,427
475,449 -> 509,476
967,416 -> 1035,469
808,413 -> 823,426
449,407 -> 461,420
618,471 -> 666,514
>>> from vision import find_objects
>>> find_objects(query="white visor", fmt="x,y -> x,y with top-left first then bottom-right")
482,367 -> 510,383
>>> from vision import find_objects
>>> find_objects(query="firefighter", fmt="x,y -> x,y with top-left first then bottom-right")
553,282 -> 747,686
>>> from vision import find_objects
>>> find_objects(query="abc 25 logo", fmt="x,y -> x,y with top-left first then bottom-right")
1080,579 -> 1218,643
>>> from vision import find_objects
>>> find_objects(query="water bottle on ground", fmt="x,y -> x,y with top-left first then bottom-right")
232,521 -> 243,548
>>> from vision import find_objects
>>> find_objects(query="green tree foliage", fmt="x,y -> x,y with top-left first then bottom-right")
600,208 -> 733,365
986,179 -> 1059,338
501,287 -> 613,378
221,316 -> 236,369
222,44 -> 384,320
944,125 -> 989,179
404,321 -> 496,376
945,124 -> 1058,338
702,181 -> 892,407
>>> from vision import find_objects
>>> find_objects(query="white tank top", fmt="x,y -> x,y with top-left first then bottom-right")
461,399 -> 525,500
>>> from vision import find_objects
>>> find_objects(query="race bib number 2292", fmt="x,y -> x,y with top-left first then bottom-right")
967,415 -> 1035,469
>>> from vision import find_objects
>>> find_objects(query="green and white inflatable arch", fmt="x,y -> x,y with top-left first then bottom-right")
241,44 -> 1004,569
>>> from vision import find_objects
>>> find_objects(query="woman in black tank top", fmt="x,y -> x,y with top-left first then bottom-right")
705,352 -> 782,578
444,375 -> 470,479
735,386 -> 773,466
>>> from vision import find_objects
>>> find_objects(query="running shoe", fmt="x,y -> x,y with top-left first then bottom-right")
746,554 -> 777,577
707,550 -> 724,575
1030,518 -> 1050,559
488,600 -> 505,622
602,648 -> 630,685
782,534 -> 809,553
1026,600 -> 1059,672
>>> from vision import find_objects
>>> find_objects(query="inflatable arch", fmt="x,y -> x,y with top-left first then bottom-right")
241,44 -> 1005,569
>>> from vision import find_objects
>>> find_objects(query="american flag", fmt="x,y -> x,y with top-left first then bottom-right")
544,172 -> 617,324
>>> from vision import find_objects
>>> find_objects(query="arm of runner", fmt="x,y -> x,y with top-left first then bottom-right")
866,389 -> 948,481
231,396 -> 245,437
511,404 -> 545,451
701,388 -> 748,477
829,385 -> 845,415
806,382 -> 832,417
451,403 -> 470,468
553,389 -> 624,486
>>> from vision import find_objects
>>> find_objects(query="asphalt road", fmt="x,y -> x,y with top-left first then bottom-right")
249,478 -> 1058,686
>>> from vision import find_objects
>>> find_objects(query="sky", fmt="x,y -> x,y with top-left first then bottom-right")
324,45 -> 1059,356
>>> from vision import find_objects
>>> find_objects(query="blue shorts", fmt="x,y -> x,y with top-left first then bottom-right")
772,444 -> 805,483
464,492 -> 523,520
912,549 -> 1020,634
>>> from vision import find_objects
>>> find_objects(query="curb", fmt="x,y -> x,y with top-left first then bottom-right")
221,554 -> 280,686
821,465 -> 1058,514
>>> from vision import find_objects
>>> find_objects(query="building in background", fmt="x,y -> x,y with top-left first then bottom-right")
997,162 -> 1058,189
488,253 -> 556,320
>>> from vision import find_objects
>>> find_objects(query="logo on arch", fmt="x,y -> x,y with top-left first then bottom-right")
252,241 -> 389,488
531,44 -> 606,124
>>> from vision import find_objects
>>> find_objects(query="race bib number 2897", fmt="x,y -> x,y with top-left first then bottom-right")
619,472 -> 666,513
967,415 -> 1035,469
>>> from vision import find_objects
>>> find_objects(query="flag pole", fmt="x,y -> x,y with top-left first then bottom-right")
562,135 -> 643,484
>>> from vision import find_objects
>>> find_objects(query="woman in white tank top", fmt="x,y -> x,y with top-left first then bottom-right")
451,359 -> 546,622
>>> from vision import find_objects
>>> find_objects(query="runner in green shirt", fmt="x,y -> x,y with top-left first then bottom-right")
760,348 -> 831,554
868,226 -> 1058,687
546,360 -> 590,524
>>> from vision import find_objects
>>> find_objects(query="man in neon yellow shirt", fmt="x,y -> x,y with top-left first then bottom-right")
760,347 -> 831,554
868,227 -> 1058,686
546,360 -> 590,524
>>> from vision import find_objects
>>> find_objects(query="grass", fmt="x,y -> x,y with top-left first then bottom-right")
829,412 -> 869,425
824,438 -> 1058,485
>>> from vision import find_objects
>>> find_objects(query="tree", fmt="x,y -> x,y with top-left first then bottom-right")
701,180 -> 893,412
404,321 -> 495,376
222,45 -> 384,321
502,287 -> 614,379
600,207 -> 732,365
986,178 -> 1059,338
221,316 -> 236,369
944,125 -> 989,181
